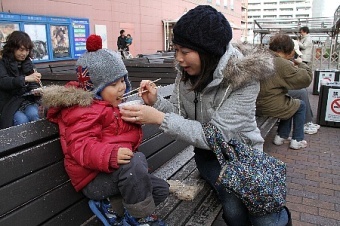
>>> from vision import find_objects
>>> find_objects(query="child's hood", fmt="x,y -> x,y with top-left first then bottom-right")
41,85 -> 94,109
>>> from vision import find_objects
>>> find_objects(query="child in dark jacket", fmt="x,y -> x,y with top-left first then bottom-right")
42,35 -> 168,226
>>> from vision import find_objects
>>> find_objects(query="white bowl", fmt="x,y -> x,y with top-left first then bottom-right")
118,100 -> 143,110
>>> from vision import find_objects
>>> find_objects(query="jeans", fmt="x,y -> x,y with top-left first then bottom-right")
194,148 -> 288,226
277,100 -> 306,141
288,89 -> 313,123
13,104 -> 39,126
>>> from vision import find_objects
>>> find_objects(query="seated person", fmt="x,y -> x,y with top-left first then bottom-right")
288,40 -> 320,135
256,34 -> 313,150
42,35 -> 168,226
0,31 -> 42,129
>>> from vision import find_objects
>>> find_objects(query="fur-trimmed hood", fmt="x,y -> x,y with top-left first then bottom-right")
221,43 -> 275,90
41,85 -> 94,108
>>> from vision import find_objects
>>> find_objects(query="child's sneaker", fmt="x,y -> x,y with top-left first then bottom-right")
273,135 -> 291,145
124,210 -> 167,226
88,199 -> 124,226
289,139 -> 307,150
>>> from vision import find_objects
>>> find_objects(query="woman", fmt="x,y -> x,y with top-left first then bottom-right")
256,34 -> 313,150
120,5 -> 291,226
0,30 -> 42,129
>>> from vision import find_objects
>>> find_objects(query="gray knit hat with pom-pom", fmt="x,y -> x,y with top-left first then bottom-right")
76,34 -> 130,98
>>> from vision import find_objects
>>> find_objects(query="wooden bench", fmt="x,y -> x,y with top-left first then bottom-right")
38,60 -> 177,89
36,61 -> 77,86
0,84 -> 278,226
133,53 -> 174,64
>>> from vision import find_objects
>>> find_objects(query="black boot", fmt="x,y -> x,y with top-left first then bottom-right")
284,206 -> 292,226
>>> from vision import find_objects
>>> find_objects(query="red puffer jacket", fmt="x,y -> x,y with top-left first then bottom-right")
44,86 -> 142,191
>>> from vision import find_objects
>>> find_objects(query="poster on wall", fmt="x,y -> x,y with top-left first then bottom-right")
95,25 -> 107,48
50,25 -> 70,58
24,24 -> 49,61
0,23 -> 20,48
72,19 -> 89,57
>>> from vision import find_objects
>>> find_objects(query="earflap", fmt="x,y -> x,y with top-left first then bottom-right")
76,66 -> 94,92
123,74 -> 131,94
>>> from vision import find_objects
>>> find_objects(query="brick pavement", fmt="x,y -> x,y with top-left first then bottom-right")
212,86 -> 340,226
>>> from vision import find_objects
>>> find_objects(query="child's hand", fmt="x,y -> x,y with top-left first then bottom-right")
117,148 -> 134,165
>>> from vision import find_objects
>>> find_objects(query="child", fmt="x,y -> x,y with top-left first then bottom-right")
0,30 -> 42,129
42,34 -> 169,226
125,34 -> 133,47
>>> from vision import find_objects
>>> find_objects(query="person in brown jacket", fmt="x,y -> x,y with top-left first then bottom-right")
256,34 -> 313,150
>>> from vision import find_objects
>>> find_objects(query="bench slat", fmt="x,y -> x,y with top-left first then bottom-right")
139,132 -> 174,158
146,140 -> 189,173
184,190 -> 221,226
164,183 -> 213,225
0,139 -> 62,187
0,120 -> 59,156
153,146 -> 194,180
0,183 -> 84,226
0,161 -> 69,216
141,124 -> 161,140
259,117 -> 278,138
154,159 -> 197,219
42,199 -> 96,226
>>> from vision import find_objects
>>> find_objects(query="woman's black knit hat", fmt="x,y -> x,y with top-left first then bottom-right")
173,5 -> 232,58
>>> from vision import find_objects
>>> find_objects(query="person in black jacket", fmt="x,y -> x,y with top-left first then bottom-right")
0,31 -> 42,129
117,29 -> 127,58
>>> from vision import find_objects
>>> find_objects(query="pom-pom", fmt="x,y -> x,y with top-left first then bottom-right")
86,34 -> 102,52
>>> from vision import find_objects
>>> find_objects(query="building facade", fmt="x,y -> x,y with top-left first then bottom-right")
1,0 -> 243,57
245,0 -> 313,43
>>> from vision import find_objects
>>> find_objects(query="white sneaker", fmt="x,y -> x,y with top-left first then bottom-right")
304,123 -> 318,134
305,122 -> 320,130
273,135 -> 291,146
289,139 -> 307,149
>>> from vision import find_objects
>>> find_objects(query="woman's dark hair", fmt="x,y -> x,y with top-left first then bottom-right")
269,34 -> 294,55
180,52 -> 220,92
1,31 -> 34,58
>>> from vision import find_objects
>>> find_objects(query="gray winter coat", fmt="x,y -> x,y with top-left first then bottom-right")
153,43 -> 275,152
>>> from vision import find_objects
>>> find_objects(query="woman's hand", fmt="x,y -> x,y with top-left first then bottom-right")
25,72 -> 42,83
139,80 -> 158,106
120,104 -> 165,125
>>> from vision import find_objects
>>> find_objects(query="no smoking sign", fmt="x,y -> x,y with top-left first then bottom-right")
330,99 -> 340,114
